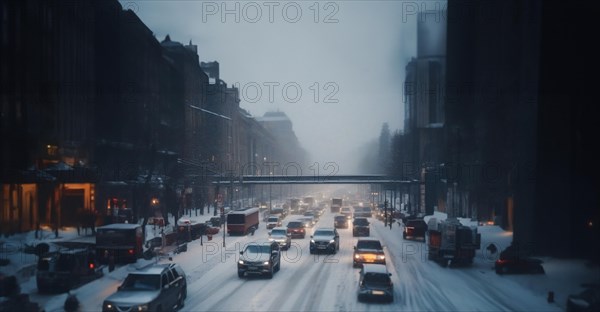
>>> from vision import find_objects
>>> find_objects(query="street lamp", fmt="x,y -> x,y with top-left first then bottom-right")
189,105 -> 232,248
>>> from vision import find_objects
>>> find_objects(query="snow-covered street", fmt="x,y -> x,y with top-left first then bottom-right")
31,210 -> 577,311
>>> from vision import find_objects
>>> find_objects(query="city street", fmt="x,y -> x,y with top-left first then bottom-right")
40,210 -> 560,312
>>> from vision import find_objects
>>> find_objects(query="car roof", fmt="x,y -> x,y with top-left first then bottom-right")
132,263 -> 177,275
362,264 -> 389,274
356,237 -> 381,242
244,240 -> 274,245
313,227 -> 335,231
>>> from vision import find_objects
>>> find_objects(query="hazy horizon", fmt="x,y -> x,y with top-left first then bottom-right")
121,1 -> 439,173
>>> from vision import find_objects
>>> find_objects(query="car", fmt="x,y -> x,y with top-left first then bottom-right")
357,264 -> 394,303
266,216 -> 282,229
334,215 -> 349,229
209,216 -> 222,227
310,228 -> 340,254
37,247 -> 103,293
299,217 -> 315,228
341,207 -> 353,219
352,218 -> 371,237
566,284 -> 600,312
353,238 -> 386,268
403,219 -> 427,240
494,244 -> 545,275
268,227 -> 292,250
303,211 -> 319,222
494,257 -> 545,274
286,221 -> 306,239
102,263 -> 187,312
238,241 -> 281,278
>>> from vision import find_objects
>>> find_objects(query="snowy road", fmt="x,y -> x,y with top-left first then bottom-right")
42,211 -> 561,311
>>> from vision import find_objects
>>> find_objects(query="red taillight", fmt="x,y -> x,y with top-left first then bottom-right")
128,249 -> 134,255
89,263 -> 95,269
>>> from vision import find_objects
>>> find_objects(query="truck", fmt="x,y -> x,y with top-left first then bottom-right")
331,198 -> 342,213
290,198 -> 300,214
227,207 -> 260,235
95,223 -> 143,264
427,218 -> 481,266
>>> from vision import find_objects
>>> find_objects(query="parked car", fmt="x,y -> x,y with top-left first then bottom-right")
494,244 -> 545,274
266,216 -> 282,230
334,215 -> 349,229
102,263 -> 187,312
238,240 -> 281,278
37,247 -> 103,293
357,264 -> 394,303
209,216 -> 222,227
495,257 -> 545,274
268,227 -> 292,250
310,228 -> 340,254
566,284 -> 600,312
353,238 -> 386,268
286,221 -> 306,239
403,219 -> 427,240
352,218 -> 371,237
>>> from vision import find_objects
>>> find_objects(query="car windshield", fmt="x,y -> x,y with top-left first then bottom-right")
121,274 -> 161,290
271,229 -> 286,236
288,222 -> 303,228
244,244 -> 270,254
335,216 -> 346,221
357,240 -> 382,250
268,217 -> 278,222
354,219 -> 369,226
314,230 -> 334,236
364,272 -> 390,284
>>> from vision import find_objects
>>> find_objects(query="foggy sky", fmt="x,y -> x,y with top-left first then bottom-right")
122,1 -> 435,173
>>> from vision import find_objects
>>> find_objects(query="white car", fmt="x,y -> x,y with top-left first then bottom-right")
268,227 -> 292,250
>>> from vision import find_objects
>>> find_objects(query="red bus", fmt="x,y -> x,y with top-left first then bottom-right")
227,208 -> 259,235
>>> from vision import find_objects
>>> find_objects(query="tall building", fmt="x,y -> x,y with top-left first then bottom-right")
445,0 -> 598,258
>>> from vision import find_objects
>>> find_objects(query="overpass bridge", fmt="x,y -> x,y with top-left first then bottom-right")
211,174 -> 418,186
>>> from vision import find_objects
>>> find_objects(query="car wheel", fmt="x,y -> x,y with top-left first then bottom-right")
266,265 -> 274,279
156,305 -> 162,312
275,261 -> 281,272
178,291 -> 185,309
238,271 -> 244,278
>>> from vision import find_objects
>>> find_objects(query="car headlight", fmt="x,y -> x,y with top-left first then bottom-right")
310,239 -> 315,243
377,255 -> 385,260
136,305 -> 149,311
329,239 -> 335,244
263,261 -> 269,265
238,260 -> 244,264
104,303 -> 114,310
354,254 -> 360,259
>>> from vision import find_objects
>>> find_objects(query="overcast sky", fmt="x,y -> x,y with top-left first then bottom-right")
121,1 -> 438,173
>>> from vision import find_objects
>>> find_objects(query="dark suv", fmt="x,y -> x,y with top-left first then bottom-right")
102,263 -> 187,312
352,218 -> 370,237
238,241 -> 281,278
403,219 -> 427,240
334,215 -> 348,229
310,228 -> 340,254
357,264 -> 394,303
36,247 -> 103,293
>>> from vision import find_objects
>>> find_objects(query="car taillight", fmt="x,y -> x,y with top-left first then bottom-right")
89,263 -> 95,269
128,249 -> 134,255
